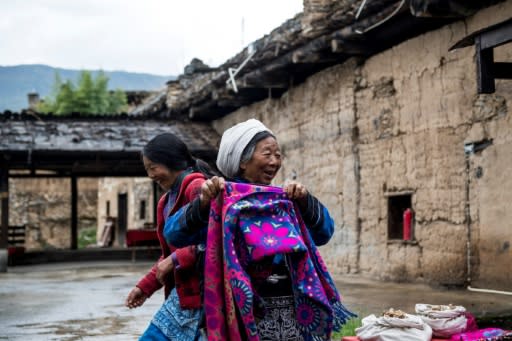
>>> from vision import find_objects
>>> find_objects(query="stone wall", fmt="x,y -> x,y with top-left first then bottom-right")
212,2 -> 512,285
9,178 -> 98,250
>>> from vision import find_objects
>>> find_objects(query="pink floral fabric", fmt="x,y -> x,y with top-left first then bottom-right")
204,182 -> 355,341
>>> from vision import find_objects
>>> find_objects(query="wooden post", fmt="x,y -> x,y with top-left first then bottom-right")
0,165 -> 9,272
476,36 -> 495,94
71,176 -> 78,250
0,166 -> 8,249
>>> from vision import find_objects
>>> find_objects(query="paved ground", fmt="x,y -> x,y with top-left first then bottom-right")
0,262 -> 161,341
1,261 -> 511,340
333,275 -> 512,319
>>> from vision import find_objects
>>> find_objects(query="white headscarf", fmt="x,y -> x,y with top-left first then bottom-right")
216,118 -> 272,178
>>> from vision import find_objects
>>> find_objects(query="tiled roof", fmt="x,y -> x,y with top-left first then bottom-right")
0,114 -> 220,176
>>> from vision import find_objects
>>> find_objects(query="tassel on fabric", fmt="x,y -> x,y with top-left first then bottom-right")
332,300 -> 358,331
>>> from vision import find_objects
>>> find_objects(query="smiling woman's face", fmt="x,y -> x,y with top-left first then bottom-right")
240,136 -> 281,185
142,156 -> 178,191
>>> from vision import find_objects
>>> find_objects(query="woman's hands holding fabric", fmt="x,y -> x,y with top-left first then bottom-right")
199,176 -> 225,210
156,255 -> 174,286
125,286 -> 147,309
283,180 -> 308,207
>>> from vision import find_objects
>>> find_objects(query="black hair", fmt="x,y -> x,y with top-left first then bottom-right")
239,130 -> 276,167
142,133 -> 218,177
142,133 -> 194,171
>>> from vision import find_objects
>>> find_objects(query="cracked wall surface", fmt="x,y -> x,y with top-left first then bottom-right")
212,2 -> 512,286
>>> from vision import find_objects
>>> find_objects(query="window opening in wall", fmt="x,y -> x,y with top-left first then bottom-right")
387,194 -> 413,240
139,200 -> 146,220
106,200 -> 111,217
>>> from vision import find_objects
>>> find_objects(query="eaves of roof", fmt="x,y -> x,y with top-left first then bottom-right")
160,0 -> 504,121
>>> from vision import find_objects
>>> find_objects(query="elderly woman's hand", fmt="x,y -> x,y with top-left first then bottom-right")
199,176 -> 225,209
283,180 -> 309,206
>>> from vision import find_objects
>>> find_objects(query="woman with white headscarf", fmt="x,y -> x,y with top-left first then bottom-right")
164,119 -> 350,340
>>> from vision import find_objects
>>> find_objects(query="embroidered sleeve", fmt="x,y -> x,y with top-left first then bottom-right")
163,200 -> 207,248
299,193 -> 335,246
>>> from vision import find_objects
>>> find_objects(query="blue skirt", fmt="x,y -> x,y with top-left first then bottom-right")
140,288 -> 204,341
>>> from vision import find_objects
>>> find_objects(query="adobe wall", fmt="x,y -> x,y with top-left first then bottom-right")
212,2 -> 512,285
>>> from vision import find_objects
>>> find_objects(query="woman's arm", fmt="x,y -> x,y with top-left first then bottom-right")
284,181 -> 335,246
298,193 -> 335,246
133,256 -> 164,298
164,176 -> 225,247
164,199 -> 208,247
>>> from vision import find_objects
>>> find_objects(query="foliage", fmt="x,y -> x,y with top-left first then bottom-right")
38,70 -> 128,115
331,317 -> 363,339
78,227 -> 97,249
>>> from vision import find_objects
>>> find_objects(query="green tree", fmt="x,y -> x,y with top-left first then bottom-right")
108,89 -> 128,113
38,70 -> 128,115
74,71 -> 95,114
94,71 -> 110,113
55,80 -> 76,114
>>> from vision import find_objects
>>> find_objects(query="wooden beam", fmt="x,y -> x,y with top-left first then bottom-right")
71,176 -> 78,250
409,0 -> 482,18
291,36 -> 330,64
217,97 -> 254,108
331,39 -> 373,55
332,1 -> 409,39
188,101 -> 217,120
479,19 -> 512,49
237,76 -> 289,90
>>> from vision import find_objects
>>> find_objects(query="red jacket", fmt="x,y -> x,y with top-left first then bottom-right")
136,172 -> 205,309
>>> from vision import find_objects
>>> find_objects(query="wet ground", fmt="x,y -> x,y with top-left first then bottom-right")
333,275 -> 512,320
1,261 -> 511,340
0,262 -> 161,340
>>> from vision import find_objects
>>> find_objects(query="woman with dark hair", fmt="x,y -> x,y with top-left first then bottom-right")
125,132 -> 213,341
165,119 -> 355,341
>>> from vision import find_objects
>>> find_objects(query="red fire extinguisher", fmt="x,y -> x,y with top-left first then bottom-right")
403,208 -> 412,241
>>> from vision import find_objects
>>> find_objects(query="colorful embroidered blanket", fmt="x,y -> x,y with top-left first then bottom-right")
204,182 -> 355,341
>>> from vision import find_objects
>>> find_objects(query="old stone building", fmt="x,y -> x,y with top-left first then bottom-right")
156,0 -> 512,291
0,117 -> 219,258
96,177 -> 154,247
9,178 -> 97,250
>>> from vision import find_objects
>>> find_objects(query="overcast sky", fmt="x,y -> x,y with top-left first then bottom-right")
1,0 -> 303,76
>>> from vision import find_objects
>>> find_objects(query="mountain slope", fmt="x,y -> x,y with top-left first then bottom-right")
0,64 -> 174,112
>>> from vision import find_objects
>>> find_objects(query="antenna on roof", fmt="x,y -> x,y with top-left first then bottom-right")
226,42 -> 257,93
241,16 -> 245,48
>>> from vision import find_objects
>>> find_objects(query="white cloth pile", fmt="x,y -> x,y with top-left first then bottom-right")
356,309 -> 433,341
415,303 -> 469,338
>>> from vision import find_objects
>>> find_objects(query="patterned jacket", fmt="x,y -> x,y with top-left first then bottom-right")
136,172 -> 205,309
